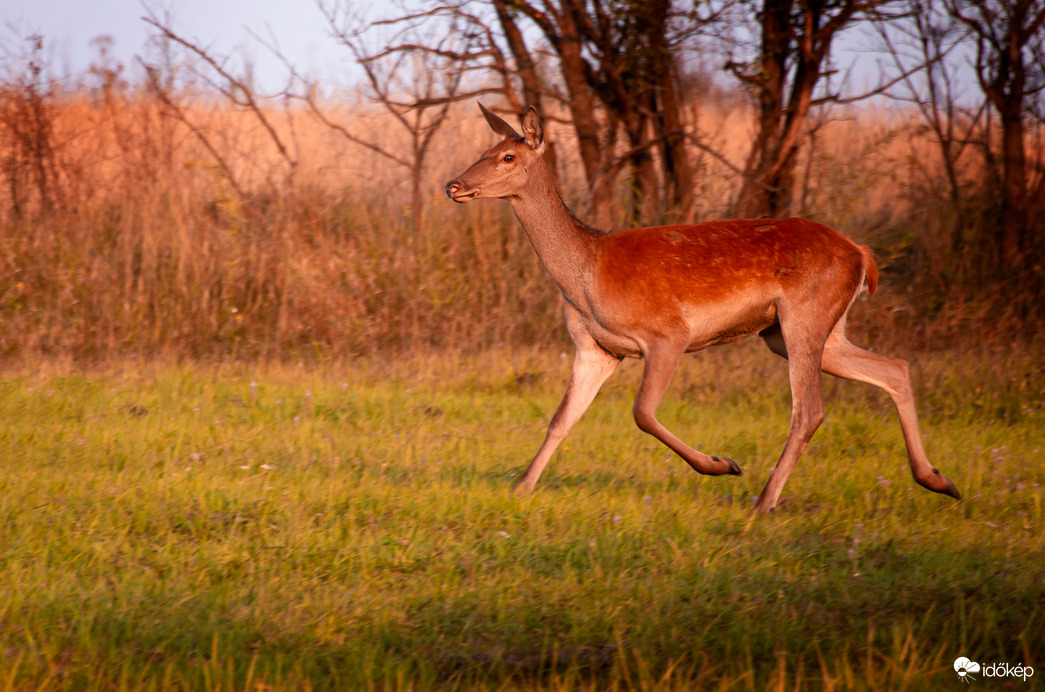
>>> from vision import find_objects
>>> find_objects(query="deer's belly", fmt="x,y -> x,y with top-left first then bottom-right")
582,295 -> 777,358
681,300 -> 777,351
588,324 -> 644,359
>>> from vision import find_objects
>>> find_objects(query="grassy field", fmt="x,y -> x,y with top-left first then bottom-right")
0,344 -> 1042,690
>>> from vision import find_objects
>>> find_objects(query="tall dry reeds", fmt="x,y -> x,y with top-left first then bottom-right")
0,84 -> 567,361
0,73 -> 1039,364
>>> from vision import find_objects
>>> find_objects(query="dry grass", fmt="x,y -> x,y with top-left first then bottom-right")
0,90 -> 559,360
0,80 -> 1040,364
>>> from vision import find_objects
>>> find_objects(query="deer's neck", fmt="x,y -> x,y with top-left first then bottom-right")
509,163 -> 601,306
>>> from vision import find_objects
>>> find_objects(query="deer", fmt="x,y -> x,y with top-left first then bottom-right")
445,103 -> 960,512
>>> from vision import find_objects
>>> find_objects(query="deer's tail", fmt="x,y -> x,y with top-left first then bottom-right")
860,245 -> 879,297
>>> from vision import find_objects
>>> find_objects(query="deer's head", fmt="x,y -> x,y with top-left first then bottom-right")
445,103 -> 546,203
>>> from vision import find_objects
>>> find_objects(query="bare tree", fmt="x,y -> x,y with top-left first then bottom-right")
141,13 -> 300,207
575,0 -> 698,224
947,0 -> 1045,273
493,0 -> 715,225
874,0 -> 994,290
726,0 -> 902,218
0,34 -> 62,217
347,1 -> 719,227
314,1 -> 474,236
878,0 -> 978,212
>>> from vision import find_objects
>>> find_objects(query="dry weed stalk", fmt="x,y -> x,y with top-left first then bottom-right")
0,68 -> 1040,362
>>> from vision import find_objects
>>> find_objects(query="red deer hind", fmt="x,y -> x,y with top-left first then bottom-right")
445,104 -> 960,512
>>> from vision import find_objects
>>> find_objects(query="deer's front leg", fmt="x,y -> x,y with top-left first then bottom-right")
513,341 -> 620,494
634,339 -> 742,476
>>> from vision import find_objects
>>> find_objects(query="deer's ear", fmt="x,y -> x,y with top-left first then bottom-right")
522,106 -> 544,152
479,102 -> 520,139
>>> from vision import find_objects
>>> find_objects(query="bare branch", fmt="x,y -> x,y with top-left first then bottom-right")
138,58 -> 251,203
142,15 -> 298,178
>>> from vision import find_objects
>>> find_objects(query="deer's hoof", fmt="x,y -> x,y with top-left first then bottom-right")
710,455 -> 742,475
919,468 -> 961,500
752,498 -> 777,514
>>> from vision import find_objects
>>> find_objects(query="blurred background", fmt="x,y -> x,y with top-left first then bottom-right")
1,0 -> 1042,363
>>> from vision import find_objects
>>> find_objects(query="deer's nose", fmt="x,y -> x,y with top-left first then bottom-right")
445,181 -> 461,198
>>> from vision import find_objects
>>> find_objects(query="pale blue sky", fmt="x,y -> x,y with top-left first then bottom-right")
3,2 -> 969,105
4,0 -> 353,90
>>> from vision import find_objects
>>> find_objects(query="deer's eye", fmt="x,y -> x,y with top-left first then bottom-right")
503,154 -> 515,163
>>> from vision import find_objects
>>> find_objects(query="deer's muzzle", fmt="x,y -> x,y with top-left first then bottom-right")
445,180 -> 478,203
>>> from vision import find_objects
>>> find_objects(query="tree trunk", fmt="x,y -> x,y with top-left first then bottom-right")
557,3 -> 604,193
734,0 -> 792,218
656,62 -> 696,221
630,112 -> 661,226
733,0 -> 858,219
493,0 -> 559,180
999,106 -> 1028,267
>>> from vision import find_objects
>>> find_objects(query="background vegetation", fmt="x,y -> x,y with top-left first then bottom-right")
1,0 -> 1043,363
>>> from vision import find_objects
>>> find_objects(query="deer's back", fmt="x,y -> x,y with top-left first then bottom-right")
581,218 -> 869,354
596,217 -> 865,297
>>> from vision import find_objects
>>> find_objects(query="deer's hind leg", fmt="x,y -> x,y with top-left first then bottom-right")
759,318 -> 960,501
754,315 -> 829,512
819,318 -> 960,499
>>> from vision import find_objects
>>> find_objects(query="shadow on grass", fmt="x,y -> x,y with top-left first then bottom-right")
11,520 -> 1041,690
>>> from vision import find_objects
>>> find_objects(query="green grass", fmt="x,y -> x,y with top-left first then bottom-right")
0,344 -> 1042,690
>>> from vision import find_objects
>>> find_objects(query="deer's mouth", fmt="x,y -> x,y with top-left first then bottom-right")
445,180 -> 480,203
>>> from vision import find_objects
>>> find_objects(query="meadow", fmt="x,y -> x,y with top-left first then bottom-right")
1,345 -> 1041,690
2,55 -> 1043,689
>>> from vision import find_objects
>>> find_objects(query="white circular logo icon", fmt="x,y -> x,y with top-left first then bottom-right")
954,657 -> 981,682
